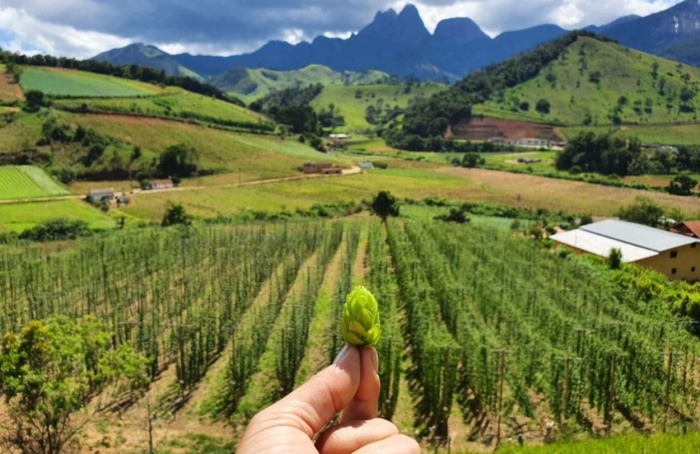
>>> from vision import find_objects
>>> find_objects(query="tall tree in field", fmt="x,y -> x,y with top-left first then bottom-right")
370,191 -> 400,222
0,317 -> 148,454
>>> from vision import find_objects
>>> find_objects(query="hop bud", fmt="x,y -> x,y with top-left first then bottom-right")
341,285 -> 381,347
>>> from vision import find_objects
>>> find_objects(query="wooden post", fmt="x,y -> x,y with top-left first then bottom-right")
493,349 -> 513,449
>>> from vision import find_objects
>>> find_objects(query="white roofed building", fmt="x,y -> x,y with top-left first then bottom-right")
551,220 -> 700,280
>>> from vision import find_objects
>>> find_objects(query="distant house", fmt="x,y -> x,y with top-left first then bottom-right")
89,189 -> 114,201
517,158 -> 542,164
359,162 -> 374,170
329,133 -> 350,140
303,162 -> 333,174
551,220 -> 700,281
671,221 -> 700,239
510,138 -> 552,149
152,179 -> 174,190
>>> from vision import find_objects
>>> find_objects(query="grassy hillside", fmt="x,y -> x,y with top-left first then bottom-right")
0,166 -> 70,200
54,88 -> 266,125
310,83 -> 445,131
20,67 -> 163,97
65,115 -> 346,179
0,200 -> 113,232
209,64 -> 392,104
476,36 -> 700,126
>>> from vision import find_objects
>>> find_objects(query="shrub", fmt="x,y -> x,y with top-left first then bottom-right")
19,219 -> 91,242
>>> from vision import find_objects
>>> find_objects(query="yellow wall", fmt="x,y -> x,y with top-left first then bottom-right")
636,243 -> 700,281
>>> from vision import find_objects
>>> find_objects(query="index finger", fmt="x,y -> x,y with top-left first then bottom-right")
339,346 -> 380,423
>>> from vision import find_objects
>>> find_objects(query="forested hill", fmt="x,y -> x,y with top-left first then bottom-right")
401,30 -> 700,138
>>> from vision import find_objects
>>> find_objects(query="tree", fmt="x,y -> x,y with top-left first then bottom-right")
370,191 -> 400,222
536,99 -> 551,115
461,153 -> 484,168
162,203 -> 193,227
668,172 -> 698,196
23,90 -> 49,112
615,197 -> 665,228
0,317 -> 148,454
158,144 -> 199,178
608,248 -> 623,270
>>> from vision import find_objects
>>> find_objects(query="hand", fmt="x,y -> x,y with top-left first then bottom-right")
238,345 -> 420,454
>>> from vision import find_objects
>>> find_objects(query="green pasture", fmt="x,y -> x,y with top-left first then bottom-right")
0,166 -> 70,200
55,89 -> 265,125
477,37 -> 700,127
67,115 -> 347,180
0,200 -> 113,232
20,67 -> 161,97
310,83 -> 445,132
562,123 -> 700,145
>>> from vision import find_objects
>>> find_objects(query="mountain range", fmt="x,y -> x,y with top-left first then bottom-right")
93,1 -> 700,84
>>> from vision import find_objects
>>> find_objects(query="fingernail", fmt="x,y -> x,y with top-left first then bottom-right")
333,344 -> 350,365
371,347 -> 379,374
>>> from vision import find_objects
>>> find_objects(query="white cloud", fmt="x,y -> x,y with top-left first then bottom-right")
412,0 -> 682,35
0,7 -> 130,58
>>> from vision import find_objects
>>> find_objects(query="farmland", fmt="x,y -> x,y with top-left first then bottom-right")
20,67 -> 162,97
3,219 -> 700,453
0,64 -> 23,100
54,89 -> 266,126
0,199 -> 113,232
310,83 -> 445,131
0,166 -> 70,200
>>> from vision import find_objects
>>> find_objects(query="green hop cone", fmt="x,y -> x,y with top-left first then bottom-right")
341,285 -> 381,347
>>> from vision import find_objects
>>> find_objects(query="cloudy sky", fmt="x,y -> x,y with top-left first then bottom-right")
0,0 -> 684,58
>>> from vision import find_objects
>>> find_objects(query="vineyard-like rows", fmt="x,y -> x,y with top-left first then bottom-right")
0,166 -> 70,200
2,219 -> 700,450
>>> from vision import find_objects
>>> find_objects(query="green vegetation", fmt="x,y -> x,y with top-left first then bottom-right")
209,64 -> 392,104
478,36 -> 700,125
4,219 -> 700,451
20,67 -> 160,97
54,89 -> 267,129
0,316 -> 148,453
562,123 -> 700,146
310,83 -> 444,131
498,431 -> 700,454
0,200 -> 113,233
0,165 -> 69,199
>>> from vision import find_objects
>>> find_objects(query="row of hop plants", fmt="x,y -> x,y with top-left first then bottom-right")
276,222 -> 344,398
366,219 -> 402,421
386,220 -> 460,440
406,219 -> 700,437
220,224 -> 327,418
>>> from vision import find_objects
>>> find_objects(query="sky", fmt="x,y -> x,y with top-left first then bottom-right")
0,0 -> 685,59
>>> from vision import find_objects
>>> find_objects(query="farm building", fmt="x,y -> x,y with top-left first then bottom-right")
303,162 -> 342,174
152,179 -> 174,190
671,221 -> 700,239
89,188 -> 114,201
551,220 -> 700,280
329,133 -> 350,140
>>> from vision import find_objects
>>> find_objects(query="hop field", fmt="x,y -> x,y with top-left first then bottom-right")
0,165 -> 70,200
20,67 -> 162,97
3,219 -> 700,452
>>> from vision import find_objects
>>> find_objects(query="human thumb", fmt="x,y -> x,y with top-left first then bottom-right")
243,345 -> 361,441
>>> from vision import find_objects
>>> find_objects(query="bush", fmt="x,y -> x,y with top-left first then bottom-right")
608,247 -> 623,270
162,203 -> 193,227
19,219 -> 91,242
